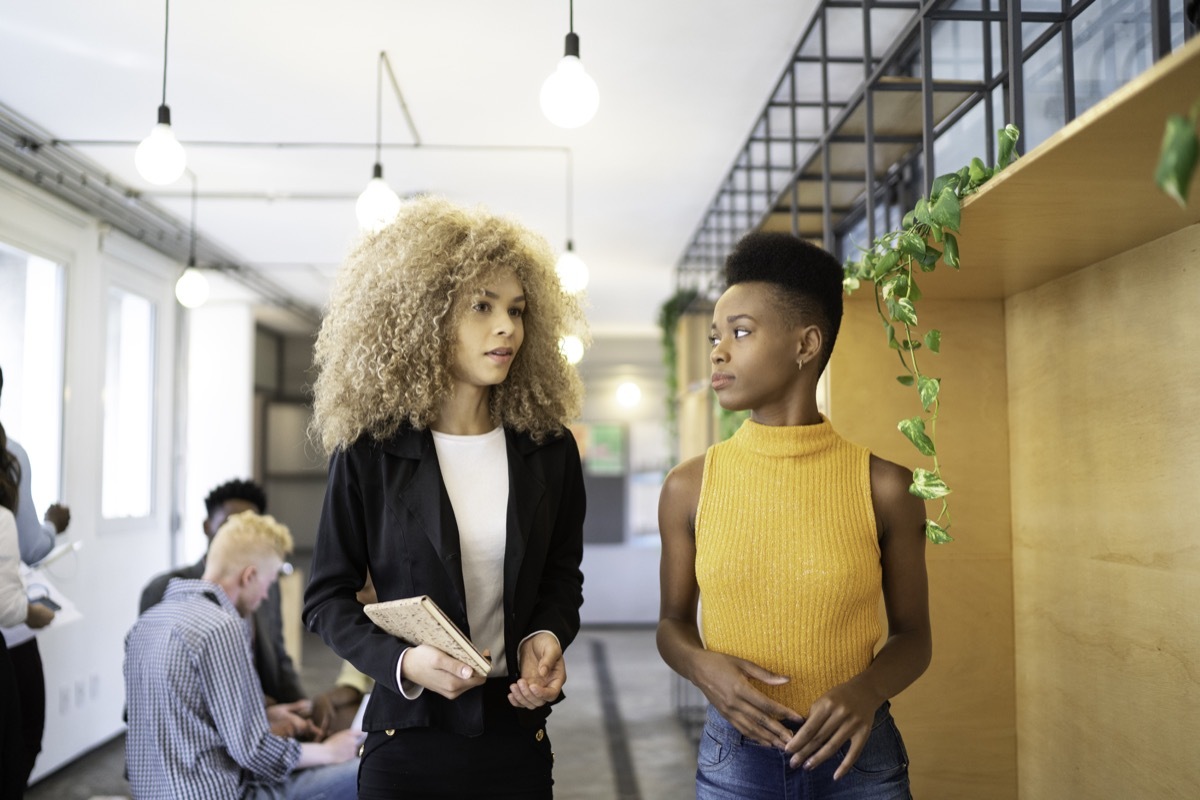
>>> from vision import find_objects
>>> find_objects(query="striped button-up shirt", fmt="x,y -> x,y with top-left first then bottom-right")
124,578 -> 301,799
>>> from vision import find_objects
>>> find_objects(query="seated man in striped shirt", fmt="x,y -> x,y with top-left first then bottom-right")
124,510 -> 362,800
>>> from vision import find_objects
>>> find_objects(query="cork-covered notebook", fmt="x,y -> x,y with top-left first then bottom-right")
363,595 -> 492,677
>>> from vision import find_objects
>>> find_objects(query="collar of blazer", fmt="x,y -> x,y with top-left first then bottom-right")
374,424 -> 556,621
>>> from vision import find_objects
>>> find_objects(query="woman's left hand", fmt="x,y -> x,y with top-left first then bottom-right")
508,632 -> 566,709
784,680 -> 881,779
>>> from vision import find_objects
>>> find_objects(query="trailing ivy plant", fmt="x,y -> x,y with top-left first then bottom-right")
1155,99 -> 1200,208
843,125 -> 1021,544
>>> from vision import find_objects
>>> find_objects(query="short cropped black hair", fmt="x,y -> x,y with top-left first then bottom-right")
724,232 -> 844,371
203,478 -> 267,517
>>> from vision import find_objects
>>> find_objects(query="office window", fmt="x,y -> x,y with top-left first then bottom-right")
0,241 -> 66,511
1073,0 -> 1154,118
101,286 -> 156,519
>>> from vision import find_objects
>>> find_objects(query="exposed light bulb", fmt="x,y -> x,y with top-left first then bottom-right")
616,381 -> 641,408
135,106 -> 187,185
356,164 -> 402,232
540,33 -> 599,129
558,335 -> 585,365
174,267 -> 209,308
555,244 -> 589,294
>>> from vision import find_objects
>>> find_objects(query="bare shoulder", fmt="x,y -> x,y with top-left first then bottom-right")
659,454 -> 706,528
869,454 -> 926,537
869,454 -> 917,503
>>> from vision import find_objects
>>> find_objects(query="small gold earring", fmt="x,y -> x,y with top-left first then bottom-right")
798,359 -> 804,373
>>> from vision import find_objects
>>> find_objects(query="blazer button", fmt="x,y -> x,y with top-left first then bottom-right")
535,728 -> 545,742
385,729 -> 395,736
358,744 -> 365,757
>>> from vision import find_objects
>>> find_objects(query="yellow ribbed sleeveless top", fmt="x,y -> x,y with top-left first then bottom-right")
695,416 -> 882,715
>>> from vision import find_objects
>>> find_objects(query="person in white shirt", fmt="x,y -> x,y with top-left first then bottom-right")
303,196 -> 588,799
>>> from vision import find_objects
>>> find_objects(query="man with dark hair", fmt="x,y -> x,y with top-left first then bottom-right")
140,478 -> 313,737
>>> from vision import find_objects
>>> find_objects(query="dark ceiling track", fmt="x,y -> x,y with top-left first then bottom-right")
0,100 -> 318,324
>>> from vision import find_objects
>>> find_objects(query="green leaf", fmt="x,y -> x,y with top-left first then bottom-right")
930,189 -> 962,231
914,198 -> 933,226
843,276 -> 861,294
997,124 -> 1021,170
885,323 -> 900,350
873,248 -> 901,279
909,468 -> 951,499
968,157 -> 990,185
925,519 -> 954,544
930,172 -> 958,200
943,232 -> 960,269
1155,114 -> 1199,208
887,296 -> 918,326
896,375 -> 915,386
918,375 -> 940,411
900,339 -> 922,351
901,210 -> 916,230
898,417 -> 936,456
917,248 -> 941,271
899,231 -> 926,257
923,329 -> 941,353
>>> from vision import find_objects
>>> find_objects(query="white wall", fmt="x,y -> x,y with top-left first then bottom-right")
179,295 -> 257,565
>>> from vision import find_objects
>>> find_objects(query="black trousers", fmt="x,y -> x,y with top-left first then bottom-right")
1,634 -> 26,799
8,639 -> 44,787
357,679 -> 554,800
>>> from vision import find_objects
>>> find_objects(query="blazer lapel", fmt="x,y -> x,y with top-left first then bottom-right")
503,430 -> 545,612
383,429 -> 467,610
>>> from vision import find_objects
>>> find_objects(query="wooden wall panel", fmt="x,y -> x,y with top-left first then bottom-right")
830,297 -> 1016,800
1007,223 -> 1200,799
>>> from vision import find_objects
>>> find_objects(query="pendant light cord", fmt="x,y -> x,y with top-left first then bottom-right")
161,0 -> 171,106
566,150 -> 574,244
188,169 -> 197,266
569,0 -> 574,34
374,51 -> 384,166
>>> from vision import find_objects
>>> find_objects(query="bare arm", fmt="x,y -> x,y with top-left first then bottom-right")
785,454 -> 932,777
656,456 -> 800,749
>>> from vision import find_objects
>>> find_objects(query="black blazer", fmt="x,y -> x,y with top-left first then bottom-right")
302,425 -> 586,736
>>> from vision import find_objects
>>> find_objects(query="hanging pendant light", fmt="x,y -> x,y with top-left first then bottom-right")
556,152 -> 588,294
540,0 -> 599,129
356,52 -> 402,231
175,170 -> 209,308
136,0 -> 187,184
556,241 -> 589,294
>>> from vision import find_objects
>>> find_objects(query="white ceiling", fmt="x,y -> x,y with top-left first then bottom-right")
0,0 -> 825,335
0,0 -> 818,336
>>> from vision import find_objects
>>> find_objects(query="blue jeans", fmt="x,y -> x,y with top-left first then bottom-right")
696,702 -> 912,800
245,758 -> 359,800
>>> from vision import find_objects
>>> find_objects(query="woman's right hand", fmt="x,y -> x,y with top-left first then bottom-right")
400,643 -> 487,700
25,602 -> 55,629
691,650 -> 801,749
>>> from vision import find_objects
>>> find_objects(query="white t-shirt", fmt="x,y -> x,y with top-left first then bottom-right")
431,426 -> 509,677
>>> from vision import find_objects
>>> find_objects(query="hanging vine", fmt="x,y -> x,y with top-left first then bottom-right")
842,125 -> 1021,543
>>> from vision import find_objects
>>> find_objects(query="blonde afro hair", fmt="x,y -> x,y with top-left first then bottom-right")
207,510 -> 293,579
311,195 -> 586,454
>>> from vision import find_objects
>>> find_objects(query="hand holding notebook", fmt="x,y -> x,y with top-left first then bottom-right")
363,595 -> 492,678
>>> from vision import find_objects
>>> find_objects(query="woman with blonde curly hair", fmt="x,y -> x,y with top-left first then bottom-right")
303,195 -> 587,799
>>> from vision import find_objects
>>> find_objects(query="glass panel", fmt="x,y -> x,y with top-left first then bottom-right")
1072,0 -> 1154,117
930,20 -> 986,81
0,241 -> 66,513
936,99 -> 988,177
101,286 -> 156,519
1022,32 -> 1066,151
